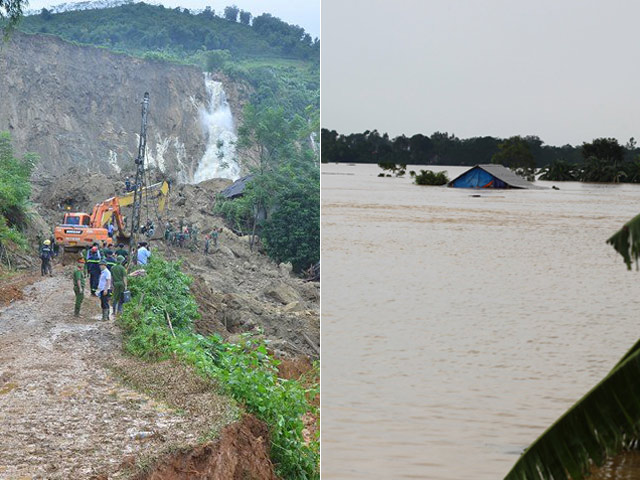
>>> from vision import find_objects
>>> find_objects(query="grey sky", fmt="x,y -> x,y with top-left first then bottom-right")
322,0 -> 640,146
25,0 -> 319,38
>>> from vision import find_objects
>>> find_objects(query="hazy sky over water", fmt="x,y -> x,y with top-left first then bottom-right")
25,0 -> 320,38
321,0 -> 640,146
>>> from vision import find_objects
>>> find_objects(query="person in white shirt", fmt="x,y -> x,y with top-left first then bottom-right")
97,259 -> 112,321
137,242 -> 151,265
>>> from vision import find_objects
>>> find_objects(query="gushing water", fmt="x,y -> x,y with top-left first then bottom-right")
193,74 -> 240,182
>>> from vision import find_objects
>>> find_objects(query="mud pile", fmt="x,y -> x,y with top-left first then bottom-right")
134,415 -> 276,480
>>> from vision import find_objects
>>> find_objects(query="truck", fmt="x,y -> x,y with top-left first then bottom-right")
53,180 -> 169,251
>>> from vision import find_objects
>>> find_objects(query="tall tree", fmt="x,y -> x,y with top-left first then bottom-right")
239,10 -> 252,25
223,5 -> 239,22
491,135 -> 536,180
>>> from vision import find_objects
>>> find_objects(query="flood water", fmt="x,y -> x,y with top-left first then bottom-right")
321,164 -> 640,479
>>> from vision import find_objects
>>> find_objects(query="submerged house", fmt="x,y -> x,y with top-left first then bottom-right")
448,164 -> 541,189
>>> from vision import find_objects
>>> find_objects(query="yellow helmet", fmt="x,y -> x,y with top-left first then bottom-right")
43,239 -> 51,245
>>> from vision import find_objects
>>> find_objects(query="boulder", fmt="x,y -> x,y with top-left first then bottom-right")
263,282 -> 301,305
278,262 -> 293,277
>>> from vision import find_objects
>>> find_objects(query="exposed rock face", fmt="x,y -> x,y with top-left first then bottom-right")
0,32 -> 221,182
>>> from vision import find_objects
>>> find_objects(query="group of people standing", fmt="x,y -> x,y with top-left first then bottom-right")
71,241 -> 151,321
164,220 -> 222,254
77,241 -> 131,321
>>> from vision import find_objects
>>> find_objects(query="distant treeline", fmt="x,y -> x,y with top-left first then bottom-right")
16,2 -> 319,61
321,128 -> 640,167
322,128 -> 640,183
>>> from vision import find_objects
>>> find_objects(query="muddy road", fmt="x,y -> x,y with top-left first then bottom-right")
0,269 -> 238,479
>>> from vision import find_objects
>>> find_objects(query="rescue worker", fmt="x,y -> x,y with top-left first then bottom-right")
73,258 -> 85,317
212,228 -> 220,247
40,240 -> 53,276
105,249 -> 117,271
97,259 -> 112,321
111,255 -> 127,316
204,234 -> 210,254
107,221 -> 115,239
86,245 -> 102,295
115,243 -> 129,264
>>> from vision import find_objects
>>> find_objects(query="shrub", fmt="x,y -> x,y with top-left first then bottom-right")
411,169 -> 449,185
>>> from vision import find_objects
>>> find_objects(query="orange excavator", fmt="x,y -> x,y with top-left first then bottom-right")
53,180 -> 169,251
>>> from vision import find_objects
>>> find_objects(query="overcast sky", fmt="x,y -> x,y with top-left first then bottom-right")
25,0 -> 319,38
322,0 -> 640,147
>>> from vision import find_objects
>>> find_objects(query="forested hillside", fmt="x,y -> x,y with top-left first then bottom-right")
15,2 -> 319,118
18,2 -> 318,60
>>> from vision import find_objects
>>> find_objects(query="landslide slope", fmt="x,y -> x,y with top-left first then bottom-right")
0,32 -> 208,179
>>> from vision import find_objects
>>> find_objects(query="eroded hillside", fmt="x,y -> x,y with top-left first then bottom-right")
0,32 -> 247,181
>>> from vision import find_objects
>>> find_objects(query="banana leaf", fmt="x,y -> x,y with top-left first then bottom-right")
505,214 -> 640,479
606,212 -> 640,270
504,341 -> 640,480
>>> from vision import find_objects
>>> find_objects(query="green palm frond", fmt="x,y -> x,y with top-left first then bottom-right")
505,341 -> 640,480
606,212 -> 640,270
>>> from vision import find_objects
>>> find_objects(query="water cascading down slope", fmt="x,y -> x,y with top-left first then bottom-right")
193,74 -> 240,183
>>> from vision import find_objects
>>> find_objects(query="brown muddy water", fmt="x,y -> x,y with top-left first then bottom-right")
321,164 -> 640,479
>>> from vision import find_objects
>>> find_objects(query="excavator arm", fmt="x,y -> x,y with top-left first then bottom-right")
88,180 -> 170,236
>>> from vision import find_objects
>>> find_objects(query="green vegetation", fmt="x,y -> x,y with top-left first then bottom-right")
503,217 -> 640,479
504,338 -> 640,480
0,0 -> 24,32
411,169 -> 449,186
321,128 -> 581,168
491,135 -> 536,181
378,161 -> 406,177
119,257 -> 319,479
16,3 -> 318,61
0,132 -> 37,259
12,4 -> 319,119
216,104 -> 319,273
323,129 -> 640,185
538,159 -> 579,181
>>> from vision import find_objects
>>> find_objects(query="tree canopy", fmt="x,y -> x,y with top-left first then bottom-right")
0,0 -> 22,27
13,2 -> 319,61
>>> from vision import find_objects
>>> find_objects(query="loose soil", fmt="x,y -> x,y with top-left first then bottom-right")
0,266 -> 275,479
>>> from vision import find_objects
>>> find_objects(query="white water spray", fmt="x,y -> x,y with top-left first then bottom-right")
193,74 -> 240,182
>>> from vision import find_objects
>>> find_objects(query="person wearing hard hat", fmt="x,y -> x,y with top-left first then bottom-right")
39,240 -> 53,277
72,258 -> 86,317
97,259 -> 112,321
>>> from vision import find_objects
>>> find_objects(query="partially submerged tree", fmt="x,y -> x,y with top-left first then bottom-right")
538,159 -> 579,181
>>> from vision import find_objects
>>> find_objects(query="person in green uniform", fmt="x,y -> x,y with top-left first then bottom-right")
73,258 -> 85,317
111,255 -> 128,316
115,243 -> 129,264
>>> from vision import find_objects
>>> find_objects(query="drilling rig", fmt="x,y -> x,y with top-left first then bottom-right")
129,92 -> 150,259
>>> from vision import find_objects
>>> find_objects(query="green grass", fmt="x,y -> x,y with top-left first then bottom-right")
118,257 -> 319,479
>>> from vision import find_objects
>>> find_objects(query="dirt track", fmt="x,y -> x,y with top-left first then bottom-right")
0,268 -> 236,479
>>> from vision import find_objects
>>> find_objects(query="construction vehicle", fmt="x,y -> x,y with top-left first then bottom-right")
53,180 -> 169,251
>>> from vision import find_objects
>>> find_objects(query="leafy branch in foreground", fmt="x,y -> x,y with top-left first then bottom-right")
504,216 -> 640,479
504,339 -> 640,480
119,257 -> 319,479
606,213 -> 640,270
